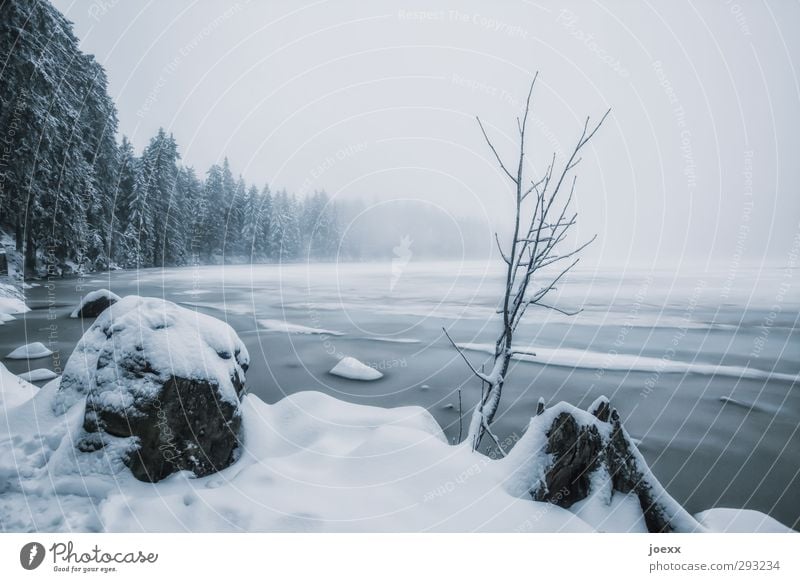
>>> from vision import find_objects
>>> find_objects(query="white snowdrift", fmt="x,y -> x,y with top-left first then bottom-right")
459,343 -> 800,384
695,508 -> 792,533
0,362 -> 39,409
6,341 -> 53,360
259,318 -> 344,336
18,368 -> 59,382
330,357 -> 383,381
69,288 -> 121,318
0,379 -> 791,533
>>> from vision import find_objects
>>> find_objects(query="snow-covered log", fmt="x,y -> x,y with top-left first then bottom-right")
504,396 -> 701,533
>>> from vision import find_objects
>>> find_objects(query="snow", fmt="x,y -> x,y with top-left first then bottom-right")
69,288 -> 121,318
17,369 -> 59,382
259,318 -> 344,336
362,337 -> 421,344
54,295 -> 250,414
0,363 -> 40,409
6,342 -> 54,360
459,343 -> 800,384
694,508 -> 794,533
330,357 -> 383,381
0,282 -> 29,322
0,379 -> 790,532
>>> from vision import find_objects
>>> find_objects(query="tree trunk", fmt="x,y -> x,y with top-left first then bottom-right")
24,229 -> 36,275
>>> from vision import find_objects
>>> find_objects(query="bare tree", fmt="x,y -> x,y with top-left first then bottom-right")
445,74 -> 610,452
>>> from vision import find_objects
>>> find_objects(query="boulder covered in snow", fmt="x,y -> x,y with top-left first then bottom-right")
505,396 -> 700,533
70,288 -> 121,319
329,356 -> 383,381
56,296 -> 250,482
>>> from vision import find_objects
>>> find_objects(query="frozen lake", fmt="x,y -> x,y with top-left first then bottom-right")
2,260 -> 798,528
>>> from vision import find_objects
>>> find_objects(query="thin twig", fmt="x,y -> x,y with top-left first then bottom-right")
442,326 -> 487,382
457,387 -> 463,443
476,117 -> 517,183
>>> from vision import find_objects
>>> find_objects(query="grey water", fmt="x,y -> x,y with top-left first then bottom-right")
1,261 -> 798,529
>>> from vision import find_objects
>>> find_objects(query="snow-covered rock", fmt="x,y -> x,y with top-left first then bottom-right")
6,341 -> 53,360
330,356 -> 383,381
17,368 -> 59,382
55,295 -> 250,482
70,288 -> 121,318
503,396 -> 700,533
0,362 -> 40,409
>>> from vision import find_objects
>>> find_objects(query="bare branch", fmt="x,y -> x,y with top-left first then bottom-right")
442,327 -> 490,383
530,302 -> 584,317
538,235 -> 597,268
476,117 -> 517,183
482,419 -> 507,456
494,232 -> 511,265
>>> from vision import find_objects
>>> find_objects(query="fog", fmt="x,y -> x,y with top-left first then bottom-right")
52,0 -> 800,268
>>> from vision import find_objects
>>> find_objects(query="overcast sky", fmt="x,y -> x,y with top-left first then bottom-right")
52,0 -> 800,269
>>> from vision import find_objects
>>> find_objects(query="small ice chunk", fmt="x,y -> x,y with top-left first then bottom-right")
18,369 -> 59,382
329,357 -> 383,381
6,342 -> 53,360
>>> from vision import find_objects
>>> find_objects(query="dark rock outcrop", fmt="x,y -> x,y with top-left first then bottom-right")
58,296 -> 250,482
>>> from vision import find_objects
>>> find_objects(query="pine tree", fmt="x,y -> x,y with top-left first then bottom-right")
111,136 -> 137,265
257,185 -> 273,260
241,185 -> 261,261
179,166 -> 203,263
201,164 -> 224,261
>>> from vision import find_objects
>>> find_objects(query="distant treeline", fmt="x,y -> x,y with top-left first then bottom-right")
0,0 -> 489,275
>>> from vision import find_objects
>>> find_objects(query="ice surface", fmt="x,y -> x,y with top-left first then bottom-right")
330,357 -> 383,381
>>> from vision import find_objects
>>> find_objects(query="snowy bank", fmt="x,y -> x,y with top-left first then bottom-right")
0,281 -> 29,324
0,363 -> 40,409
0,381 -> 791,532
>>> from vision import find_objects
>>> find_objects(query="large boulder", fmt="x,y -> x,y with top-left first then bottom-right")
55,296 -> 249,482
505,397 -> 701,533
70,289 -> 121,319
